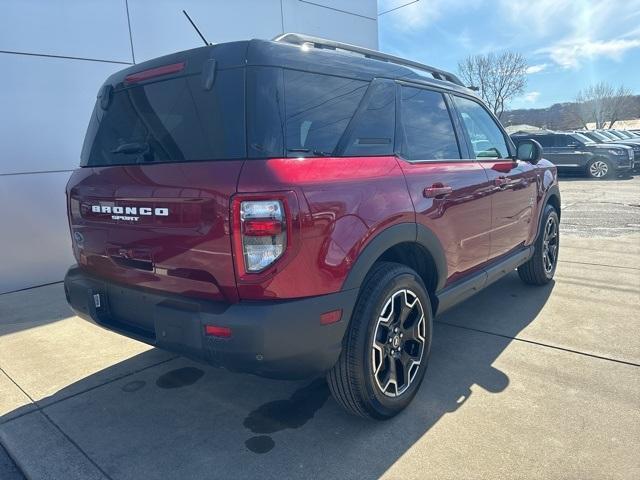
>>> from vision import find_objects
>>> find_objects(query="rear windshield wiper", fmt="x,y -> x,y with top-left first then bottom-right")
287,148 -> 333,157
111,142 -> 156,162
111,142 -> 151,155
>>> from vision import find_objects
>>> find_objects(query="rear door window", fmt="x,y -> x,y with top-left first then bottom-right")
400,86 -> 461,160
81,69 -> 245,166
283,70 -> 368,156
534,135 -> 554,148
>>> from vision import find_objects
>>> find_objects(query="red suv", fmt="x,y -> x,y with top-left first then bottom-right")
64,34 -> 560,419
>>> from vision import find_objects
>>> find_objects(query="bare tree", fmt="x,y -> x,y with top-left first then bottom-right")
457,52 -> 527,119
572,82 -> 634,129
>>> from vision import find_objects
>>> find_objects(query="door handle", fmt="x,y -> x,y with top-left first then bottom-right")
424,184 -> 453,198
494,176 -> 508,188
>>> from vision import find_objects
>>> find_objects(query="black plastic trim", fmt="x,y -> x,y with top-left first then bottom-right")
436,246 -> 533,314
65,266 -> 358,380
342,222 -> 448,292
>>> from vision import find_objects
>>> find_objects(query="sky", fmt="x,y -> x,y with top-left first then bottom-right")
378,0 -> 640,110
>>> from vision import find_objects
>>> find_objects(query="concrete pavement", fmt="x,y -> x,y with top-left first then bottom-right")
1,175 -> 639,479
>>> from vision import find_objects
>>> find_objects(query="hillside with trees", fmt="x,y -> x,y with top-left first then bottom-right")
502,95 -> 640,130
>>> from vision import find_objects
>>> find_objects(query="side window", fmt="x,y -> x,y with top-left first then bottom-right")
535,135 -> 553,148
452,96 -> 510,159
400,86 -> 460,160
555,135 -> 569,148
342,81 -> 395,156
283,70 -> 368,156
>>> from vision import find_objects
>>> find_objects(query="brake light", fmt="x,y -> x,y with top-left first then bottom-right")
124,62 -> 185,84
204,325 -> 232,338
243,218 -> 283,236
237,200 -> 287,273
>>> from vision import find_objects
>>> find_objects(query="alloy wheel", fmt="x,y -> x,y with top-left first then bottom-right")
542,215 -> 558,274
371,289 -> 426,397
589,160 -> 609,178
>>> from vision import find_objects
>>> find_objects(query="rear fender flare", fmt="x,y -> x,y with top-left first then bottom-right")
342,223 -> 448,292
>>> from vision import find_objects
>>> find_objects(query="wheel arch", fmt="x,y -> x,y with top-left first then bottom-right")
342,223 -> 448,310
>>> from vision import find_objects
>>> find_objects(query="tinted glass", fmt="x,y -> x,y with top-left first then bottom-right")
590,131 -> 611,142
599,131 -> 617,140
247,67 -> 285,158
81,69 -> 245,166
400,86 -> 460,160
571,133 -> 593,144
453,96 -> 509,159
343,81 -> 395,156
283,70 -> 367,156
555,135 -> 571,147
535,135 -> 553,148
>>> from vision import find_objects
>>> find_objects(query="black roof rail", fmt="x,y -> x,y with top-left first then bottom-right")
273,32 -> 466,87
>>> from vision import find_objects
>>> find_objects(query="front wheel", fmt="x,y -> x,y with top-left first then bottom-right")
327,262 -> 433,419
586,158 -> 614,179
518,204 -> 559,285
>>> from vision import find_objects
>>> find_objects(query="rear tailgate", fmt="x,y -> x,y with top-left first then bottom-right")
67,162 -> 242,302
67,44 -> 248,303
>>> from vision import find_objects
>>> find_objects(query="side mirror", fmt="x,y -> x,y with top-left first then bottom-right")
516,139 -> 542,164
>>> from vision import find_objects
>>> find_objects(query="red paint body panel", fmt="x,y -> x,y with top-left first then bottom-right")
480,160 -> 540,259
66,161 -> 243,303
236,156 -> 414,299
397,159 -> 493,285
66,155 -> 558,304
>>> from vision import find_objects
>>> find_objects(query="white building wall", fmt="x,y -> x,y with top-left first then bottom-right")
0,0 -> 378,294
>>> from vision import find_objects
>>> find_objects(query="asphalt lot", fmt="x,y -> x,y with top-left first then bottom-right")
1,174 -> 639,479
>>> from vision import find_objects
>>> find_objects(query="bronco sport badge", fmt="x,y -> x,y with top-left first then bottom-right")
90,205 -> 169,222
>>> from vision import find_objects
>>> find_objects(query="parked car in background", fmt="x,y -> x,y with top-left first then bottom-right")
580,130 -> 640,172
64,33 -> 561,419
511,131 -> 634,179
610,130 -> 640,141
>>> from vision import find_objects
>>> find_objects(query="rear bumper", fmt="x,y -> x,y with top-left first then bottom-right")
64,266 -> 358,379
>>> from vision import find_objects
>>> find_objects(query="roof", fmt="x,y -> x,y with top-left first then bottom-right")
103,36 -> 476,98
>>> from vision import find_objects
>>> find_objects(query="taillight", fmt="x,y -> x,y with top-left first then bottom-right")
238,200 -> 287,272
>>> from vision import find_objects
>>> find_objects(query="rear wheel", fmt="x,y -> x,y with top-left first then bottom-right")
327,262 -> 432,419
518,204 -> 559,285
586,158 -> 613,179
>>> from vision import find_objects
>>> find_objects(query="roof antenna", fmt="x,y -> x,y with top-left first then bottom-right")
182,10 -> 212,46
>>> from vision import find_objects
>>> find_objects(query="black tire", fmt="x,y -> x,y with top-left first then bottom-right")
518,204 -> 559,285
586,157 -> 614,179
327,261 -> 433,419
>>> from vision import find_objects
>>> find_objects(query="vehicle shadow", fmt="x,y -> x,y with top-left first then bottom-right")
1,272 -> 554,480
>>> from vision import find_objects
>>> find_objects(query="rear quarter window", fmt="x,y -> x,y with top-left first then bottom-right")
342,80 -> 396,156
283,70 -> 368,156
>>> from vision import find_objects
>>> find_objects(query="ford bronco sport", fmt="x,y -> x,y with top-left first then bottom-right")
65,34 -> 560,419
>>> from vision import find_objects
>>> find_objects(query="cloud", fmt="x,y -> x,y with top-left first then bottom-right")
525,64 -> 548,74
499,0 -> 575,37
378,0 -> 483,30
522,91 -> 541,103
539,38 -> 640,68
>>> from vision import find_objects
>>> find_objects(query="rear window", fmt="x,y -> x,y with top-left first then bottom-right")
81,69 -> 245,166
